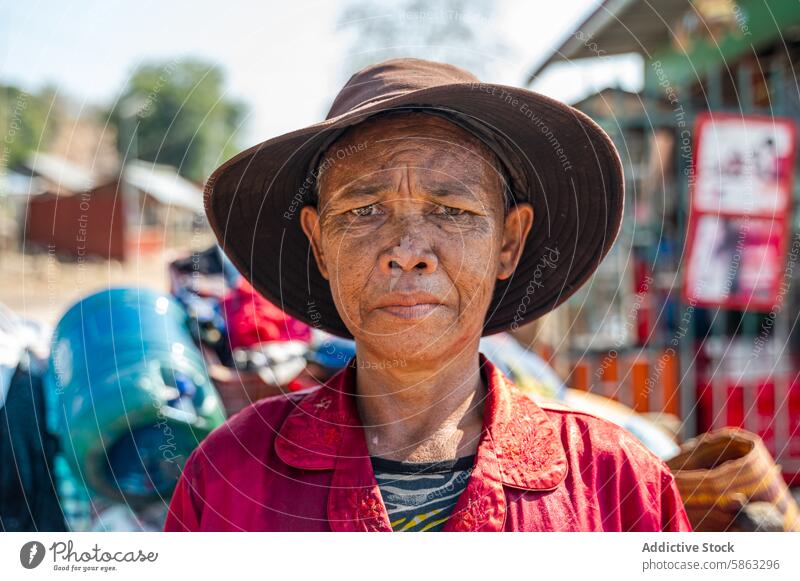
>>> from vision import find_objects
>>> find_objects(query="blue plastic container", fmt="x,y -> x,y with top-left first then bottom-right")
46,287 -> 226,504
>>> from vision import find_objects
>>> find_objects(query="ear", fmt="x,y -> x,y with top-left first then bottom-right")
497,203 -> 534,281
300,206 -> 329,279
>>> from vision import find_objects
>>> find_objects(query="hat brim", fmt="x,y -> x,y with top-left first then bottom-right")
205,83 -> 624,338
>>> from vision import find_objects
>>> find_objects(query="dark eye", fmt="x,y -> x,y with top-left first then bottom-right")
351,204 -> 382,217
434,205 -> 466,217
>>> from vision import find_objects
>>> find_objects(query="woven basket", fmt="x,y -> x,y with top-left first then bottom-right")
666,428 -> 800,532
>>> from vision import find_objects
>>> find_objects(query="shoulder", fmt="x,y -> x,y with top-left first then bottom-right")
534,398 -> 690,531
537,399 -> 672,476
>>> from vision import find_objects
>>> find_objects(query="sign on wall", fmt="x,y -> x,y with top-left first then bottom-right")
683,113 -> 796,311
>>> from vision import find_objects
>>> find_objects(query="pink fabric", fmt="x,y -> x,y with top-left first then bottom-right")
165,355 -> 692,532
221,278 -> 311,348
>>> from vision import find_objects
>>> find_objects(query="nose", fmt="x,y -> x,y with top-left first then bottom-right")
378,234 -> 438,275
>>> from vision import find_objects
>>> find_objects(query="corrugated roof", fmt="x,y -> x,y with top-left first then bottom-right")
24,152 -> 97,193
526,0 -> 689,84
124,160 -> 204,213
0,170 -> 45,198
20,153 -> 204,212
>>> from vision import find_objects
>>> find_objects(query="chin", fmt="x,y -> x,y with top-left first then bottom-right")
354,318 -> 478,365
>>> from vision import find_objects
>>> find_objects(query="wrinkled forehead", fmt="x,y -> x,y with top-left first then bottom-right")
314,111 -> 509,200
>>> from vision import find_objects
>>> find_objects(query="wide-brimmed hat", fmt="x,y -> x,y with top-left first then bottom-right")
205,58 -> 624,338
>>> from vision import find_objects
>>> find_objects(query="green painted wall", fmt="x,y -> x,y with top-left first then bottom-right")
643,0 -> 800,91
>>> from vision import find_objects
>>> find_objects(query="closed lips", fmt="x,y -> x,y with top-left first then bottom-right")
374,293 -> 443,308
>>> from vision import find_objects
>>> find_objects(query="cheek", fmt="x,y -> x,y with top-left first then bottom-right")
319,229 -> 377,322
436,224 -> 501,307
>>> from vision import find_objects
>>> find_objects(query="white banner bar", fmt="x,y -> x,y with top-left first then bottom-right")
1,532 -> 798,580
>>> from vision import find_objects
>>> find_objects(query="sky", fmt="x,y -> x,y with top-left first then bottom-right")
0,0 -> 642,146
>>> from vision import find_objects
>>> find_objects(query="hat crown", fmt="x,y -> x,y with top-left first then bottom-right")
327,58 -> 479,119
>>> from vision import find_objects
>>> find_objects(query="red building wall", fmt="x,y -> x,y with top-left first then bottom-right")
25,182 -> 127,261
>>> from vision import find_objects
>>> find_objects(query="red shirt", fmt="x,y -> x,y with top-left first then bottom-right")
165,356 -> 691,532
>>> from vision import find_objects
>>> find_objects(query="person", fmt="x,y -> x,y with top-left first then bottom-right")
165,58 -> 691,532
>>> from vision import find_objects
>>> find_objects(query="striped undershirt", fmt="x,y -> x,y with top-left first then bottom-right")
371,455 -> 475,532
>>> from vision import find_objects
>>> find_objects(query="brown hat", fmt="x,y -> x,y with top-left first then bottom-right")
205,58 -> 624,338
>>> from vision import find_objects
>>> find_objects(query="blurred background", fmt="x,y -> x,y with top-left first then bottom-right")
0,0 -> 642,325
3,0 -> 800,532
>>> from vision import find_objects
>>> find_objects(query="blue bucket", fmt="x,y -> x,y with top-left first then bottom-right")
46,287 -> 226,503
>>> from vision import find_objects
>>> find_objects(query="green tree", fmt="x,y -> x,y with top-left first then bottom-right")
0,84 -> 57,170
109,60 -> 246,181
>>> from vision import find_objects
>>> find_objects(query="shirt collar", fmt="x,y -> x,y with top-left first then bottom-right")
274,353 -> 568,531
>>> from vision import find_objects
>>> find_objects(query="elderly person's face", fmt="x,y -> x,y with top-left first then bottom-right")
300,113 -> 533,362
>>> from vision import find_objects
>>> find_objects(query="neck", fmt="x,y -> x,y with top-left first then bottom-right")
354,342 -> 486,463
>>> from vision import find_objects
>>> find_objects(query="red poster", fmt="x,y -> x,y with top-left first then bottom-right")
683,113 -> 796,311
